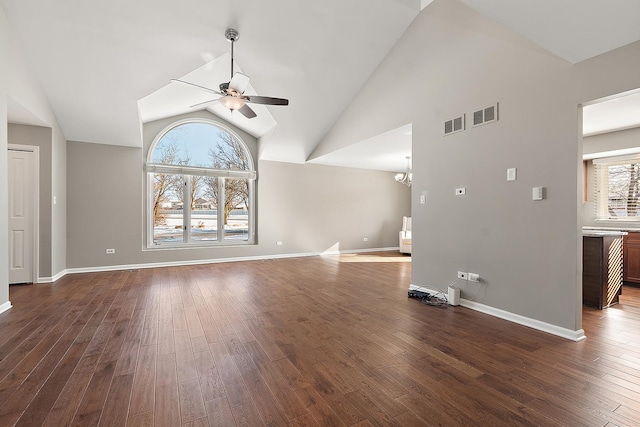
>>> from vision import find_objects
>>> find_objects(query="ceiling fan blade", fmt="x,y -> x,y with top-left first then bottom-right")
229,73 -> 250,94
189,99 -> 219,109
238,104 -> 257,119
244,95 -> 289,106
170,79 -> 223,96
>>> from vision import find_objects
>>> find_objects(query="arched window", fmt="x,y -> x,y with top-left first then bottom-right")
146,120 -> 255,247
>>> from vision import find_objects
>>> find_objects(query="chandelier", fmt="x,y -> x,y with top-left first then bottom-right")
395,156 -> 412,187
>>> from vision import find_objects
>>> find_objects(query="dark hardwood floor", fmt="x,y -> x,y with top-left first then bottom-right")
1,252 -> 640,426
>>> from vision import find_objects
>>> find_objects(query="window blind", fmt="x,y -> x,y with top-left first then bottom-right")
594,156 -> 640,220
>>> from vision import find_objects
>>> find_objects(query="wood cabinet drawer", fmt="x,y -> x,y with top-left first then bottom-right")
624,232 -> 640,284
624,231 -> 640,244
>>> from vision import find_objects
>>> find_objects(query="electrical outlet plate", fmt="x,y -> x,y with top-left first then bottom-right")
468,273 -> 480,282
106,249 -> 115,254
455,187 -> 466,196
420,191 -> 427,205
457,271 -> 467,280
507,168 -> 517,181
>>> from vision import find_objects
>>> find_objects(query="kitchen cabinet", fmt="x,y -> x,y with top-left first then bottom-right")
583,231 -> 625,309
623,231 -> 640,286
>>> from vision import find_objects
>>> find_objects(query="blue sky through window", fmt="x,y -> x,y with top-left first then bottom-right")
152,122 -> 231,167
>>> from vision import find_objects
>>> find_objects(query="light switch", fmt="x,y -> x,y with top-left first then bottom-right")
507,168 -> 517,181
532,187 -> 544,201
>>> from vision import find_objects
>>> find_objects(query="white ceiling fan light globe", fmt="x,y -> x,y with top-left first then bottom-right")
219,95 -> 246,110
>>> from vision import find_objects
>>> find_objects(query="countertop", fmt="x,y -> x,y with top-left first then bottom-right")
583,226 -> 640,232
583,229 -> 628,237
582,230 -> 629,237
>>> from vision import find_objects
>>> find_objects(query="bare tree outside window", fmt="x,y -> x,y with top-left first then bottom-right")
607,163 -> 640,217
152,143 -> 179,226
206,132 -> 250,225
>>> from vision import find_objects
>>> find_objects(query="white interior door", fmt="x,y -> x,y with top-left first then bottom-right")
8,149 -> 35,284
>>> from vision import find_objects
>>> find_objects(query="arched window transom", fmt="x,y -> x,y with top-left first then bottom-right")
146,120 -> 255,247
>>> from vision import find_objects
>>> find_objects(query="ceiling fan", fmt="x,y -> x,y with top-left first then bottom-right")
171,28 -> 289,119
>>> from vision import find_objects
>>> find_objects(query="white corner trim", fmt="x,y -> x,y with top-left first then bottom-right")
39,269 -> 68,283
408,284 -> 586,342
0,301 -> 13,315
64,247 -> 400,275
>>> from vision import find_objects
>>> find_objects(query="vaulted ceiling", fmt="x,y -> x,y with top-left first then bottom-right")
3,0 -> 640,170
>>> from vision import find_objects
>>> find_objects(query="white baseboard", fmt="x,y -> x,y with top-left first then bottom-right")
38,269 -> 68,283
408,284 -> 586,342
65,247 -> 400,275
0,301 -> 13,315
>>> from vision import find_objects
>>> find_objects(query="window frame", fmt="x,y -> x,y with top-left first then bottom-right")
145,118 -> 256,249
593,155 -> 640,222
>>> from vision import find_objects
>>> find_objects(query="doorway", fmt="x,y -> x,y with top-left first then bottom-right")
7,144 -> 39,284
581,88 -> 640,319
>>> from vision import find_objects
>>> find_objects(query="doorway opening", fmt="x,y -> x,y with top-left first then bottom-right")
581,88 -> 640,326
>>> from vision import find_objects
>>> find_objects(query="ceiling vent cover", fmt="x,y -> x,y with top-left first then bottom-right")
473,102 -> 499,127
444,114 -> 465,135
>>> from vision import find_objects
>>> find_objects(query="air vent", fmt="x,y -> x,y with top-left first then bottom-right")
444,114 -> 465,135
472,102 -> 499,127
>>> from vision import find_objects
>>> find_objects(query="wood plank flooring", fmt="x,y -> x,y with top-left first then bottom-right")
1,252 -> 640,425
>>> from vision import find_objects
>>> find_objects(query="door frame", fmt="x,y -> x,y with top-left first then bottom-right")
8,144 -> 40,284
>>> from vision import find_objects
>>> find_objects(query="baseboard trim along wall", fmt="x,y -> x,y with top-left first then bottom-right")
39,269 -> 68,284
58,247 -> 400,277
408,284 -> 586,342
0,301 -> 13,315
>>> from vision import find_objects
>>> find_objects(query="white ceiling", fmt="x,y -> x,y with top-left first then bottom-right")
3,0 -> 640,172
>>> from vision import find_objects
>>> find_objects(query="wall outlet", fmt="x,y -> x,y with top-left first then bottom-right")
455,187 -> 466,196
468,272 -> 480,282
507,168 -> 517,181
106,249 -> 115,254
457,271 -> 467,280
363,237 -> 368,242
276,241 -> 283,246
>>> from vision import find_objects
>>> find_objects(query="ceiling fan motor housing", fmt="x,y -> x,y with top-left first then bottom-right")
225,28 -> 239,42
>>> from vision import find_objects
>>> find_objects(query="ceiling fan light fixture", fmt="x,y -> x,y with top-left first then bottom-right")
219,95 -> 246,110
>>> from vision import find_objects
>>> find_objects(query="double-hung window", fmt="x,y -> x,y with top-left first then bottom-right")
146,120 -> 256,247
594,155 -> 640,220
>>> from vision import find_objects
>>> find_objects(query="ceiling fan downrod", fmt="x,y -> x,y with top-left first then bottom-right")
225,28 -> 239,78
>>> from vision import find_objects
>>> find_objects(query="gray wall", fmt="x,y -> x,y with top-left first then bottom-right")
583,127 -> 640,157
315,0 -> 581,331
7,124 -> 53,277
67,110 -> 410,268
0,79 -> 6,306
315,0 -> 640,332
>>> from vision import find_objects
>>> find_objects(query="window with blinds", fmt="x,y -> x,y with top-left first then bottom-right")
593,155 -> 640,220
